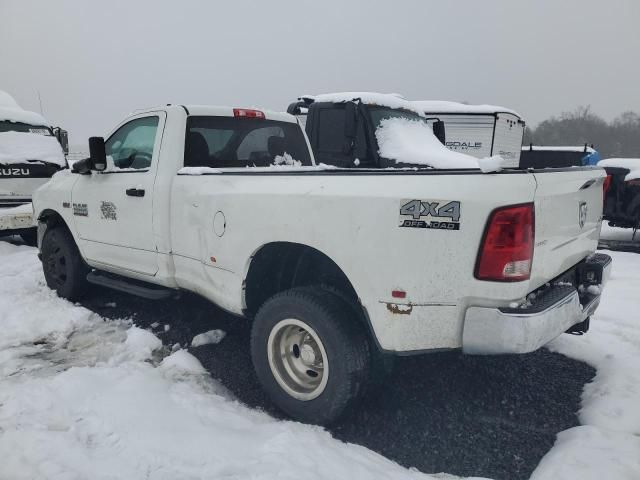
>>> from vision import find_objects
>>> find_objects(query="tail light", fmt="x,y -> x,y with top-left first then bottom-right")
475,203 -> 535,282
233,108 -> 265,119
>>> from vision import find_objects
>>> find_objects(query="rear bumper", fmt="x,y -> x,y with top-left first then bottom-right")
463,253 -> 612,355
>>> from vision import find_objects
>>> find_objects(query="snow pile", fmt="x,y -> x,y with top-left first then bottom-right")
0,241 -> 445,480
375,117 -> 480,169
531,250 -> 640,479
309,92 -> 424,115
598,157 -> 640,181
0,131 -> 66,166
412,100 -> 521,117
176,166 -> 223,175
476,155 -> 509,173
0,90 -> 21,109
191,329 -> 226,347
0,106 -> 49,127
0,91 -> 49,127
274,152 -> 302,167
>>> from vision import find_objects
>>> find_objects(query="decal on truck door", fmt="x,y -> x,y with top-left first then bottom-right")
100,201 -> 117,221
399,199 -> 461,230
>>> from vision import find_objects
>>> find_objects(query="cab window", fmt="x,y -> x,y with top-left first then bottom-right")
184,116 -> 312,168
105,116 -> 159,170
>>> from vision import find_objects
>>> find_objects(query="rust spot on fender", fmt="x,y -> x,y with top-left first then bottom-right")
386,303 -> 413,315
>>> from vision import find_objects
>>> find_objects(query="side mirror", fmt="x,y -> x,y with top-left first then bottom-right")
433,120 -> 446,145
88,137 -> 107,171
52,127 -> 69,154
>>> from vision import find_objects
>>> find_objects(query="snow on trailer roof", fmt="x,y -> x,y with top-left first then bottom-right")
302,92 -> 425,115
412,100 -> 521,118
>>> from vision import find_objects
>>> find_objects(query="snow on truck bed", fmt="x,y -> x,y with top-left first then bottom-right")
375,117 -> 505,172
1,238 -> 639,478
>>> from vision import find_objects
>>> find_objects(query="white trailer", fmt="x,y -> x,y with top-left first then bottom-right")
412,101 -> 525,168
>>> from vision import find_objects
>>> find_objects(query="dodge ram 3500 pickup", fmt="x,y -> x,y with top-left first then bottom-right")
33,104 -> 611,424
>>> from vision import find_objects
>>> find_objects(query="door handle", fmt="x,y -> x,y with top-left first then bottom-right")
126,188 -> 145,197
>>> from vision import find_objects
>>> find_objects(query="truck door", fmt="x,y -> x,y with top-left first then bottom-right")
71,113 -> 165,276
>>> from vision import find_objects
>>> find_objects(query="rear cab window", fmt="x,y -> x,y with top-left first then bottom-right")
184,116 -> 312,168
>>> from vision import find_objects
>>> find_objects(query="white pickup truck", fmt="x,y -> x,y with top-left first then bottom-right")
33,104 -> 611,424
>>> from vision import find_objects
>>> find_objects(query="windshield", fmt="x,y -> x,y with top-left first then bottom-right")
368,107 -> 427,129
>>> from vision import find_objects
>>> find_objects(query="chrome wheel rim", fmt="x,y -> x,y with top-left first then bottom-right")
267,318 -> 329,401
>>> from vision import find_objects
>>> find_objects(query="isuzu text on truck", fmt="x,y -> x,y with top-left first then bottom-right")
0,90 -> 67,244
33,98 -> 611,424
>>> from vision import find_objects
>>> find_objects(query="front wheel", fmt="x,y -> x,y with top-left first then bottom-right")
41,227 -> 89,301
251,287 -> 371,425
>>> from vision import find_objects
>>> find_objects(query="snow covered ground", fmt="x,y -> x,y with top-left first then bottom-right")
0,238 -> 638,479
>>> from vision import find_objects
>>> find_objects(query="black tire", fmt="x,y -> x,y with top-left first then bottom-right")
41,227 -> 89,301
19,229 -> 37,247
317,284 -> 395,393
251,287 -> 371,425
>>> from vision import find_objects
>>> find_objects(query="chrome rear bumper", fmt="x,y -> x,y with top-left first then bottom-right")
463,254 -> 612,355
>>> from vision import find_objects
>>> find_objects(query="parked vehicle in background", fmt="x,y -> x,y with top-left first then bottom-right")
33,103 -> 610,425
520,144 -> 601,169
598,158 -> 640,234
287,92 -> 461,168
412,100 -> 525,167
0,90 -> 68,244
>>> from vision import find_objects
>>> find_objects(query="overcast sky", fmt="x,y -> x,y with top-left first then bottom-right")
1,0 -> 639,145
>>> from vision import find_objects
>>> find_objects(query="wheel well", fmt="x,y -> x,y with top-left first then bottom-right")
38,209 -> 70,231
244,242 -> 359,316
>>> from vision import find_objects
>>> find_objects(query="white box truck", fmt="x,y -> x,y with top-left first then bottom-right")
0,90 -> 67,244
412,100 -> 525,168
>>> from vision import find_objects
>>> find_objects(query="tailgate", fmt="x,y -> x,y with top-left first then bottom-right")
529,167 -> 605,289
